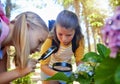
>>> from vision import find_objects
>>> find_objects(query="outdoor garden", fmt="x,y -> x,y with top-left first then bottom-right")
2,0 -> 120,84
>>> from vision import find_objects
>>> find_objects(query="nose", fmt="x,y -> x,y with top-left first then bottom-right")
37,45 -> 41,52
36,47 -> 40,52
62,36 -> 67,42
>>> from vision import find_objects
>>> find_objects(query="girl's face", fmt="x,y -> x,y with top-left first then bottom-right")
56,24 -> 75,45
29,28 -> 48,53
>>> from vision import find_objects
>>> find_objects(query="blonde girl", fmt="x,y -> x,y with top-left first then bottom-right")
0,2 -> 49,83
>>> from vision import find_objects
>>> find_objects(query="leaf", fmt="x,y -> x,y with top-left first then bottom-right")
76,74 -> 92,84
94,56 -> 120,84
46,72 -> 69,82
68,73 -> 76,83
97,43 -> 110,58
115,64 -> 120,84
82,52 -> 102,63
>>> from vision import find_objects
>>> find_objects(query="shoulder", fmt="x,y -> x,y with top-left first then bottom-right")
78,37 -> 84,46
41,37 -> 53,48
44,37 -> 52,43
75,37 -> 84,51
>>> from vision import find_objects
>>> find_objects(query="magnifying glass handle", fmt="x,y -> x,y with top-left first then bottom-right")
38,46 -> 57,61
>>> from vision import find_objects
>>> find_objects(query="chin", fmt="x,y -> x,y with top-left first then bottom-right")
63,42 -> 69,45
30,49 -> 39,54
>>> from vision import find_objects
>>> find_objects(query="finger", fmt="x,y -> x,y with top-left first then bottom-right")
31,59 -> 38,62
30,61 -> 37,65
30,59 -> 38,64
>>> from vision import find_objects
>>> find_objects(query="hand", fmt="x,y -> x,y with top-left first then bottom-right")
26,59 -> 38,72
16,59 -> 38,77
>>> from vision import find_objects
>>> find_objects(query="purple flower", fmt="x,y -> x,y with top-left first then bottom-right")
101,6 -> 120,58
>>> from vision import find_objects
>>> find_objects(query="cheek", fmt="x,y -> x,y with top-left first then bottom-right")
56,34 -> 62,41
29,39 -> 37,50
67,36 -> 74,42
67,34 -> 75,42
29,36 -> 38,51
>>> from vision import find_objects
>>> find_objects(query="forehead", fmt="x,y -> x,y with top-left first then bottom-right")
56,25 -> 75,33
29,27 -> 48,40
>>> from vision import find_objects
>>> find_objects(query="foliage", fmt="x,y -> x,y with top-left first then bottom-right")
88,13 -> 104,29
12,74 -> 33,84
46,43 -> 120,84
110,0 -> 120,7
82,43 -> 120,84
30,51 -> 40,59
47,62 -> 95,84
94,56 -> 120,84
55,0 -> 73,9
46,43 -> 110,84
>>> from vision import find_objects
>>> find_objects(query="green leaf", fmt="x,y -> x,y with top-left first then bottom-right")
95,56 -> 120,84
97,43 -> 110,58
76,74 -> 92,84
68,73 -> 76,83
46,72 -> 69,82
82,52 -> 102,63
115,64 -> 120,84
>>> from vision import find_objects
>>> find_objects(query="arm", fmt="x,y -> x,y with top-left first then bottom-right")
39,38 -> 52,56
74,38 -> 85,66
39,38 -> 58,76
41,64 -> 57,76
0,68 -> 28,83
0,59 -> 37,84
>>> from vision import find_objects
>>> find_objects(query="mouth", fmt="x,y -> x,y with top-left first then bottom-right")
63,42 -> 70,45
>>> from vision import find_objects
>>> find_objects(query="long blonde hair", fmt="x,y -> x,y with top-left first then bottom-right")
12,12 -> 48,68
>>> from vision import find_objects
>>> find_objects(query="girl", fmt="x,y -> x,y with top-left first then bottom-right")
0,2 -> 49,83
39,10 -> 84,84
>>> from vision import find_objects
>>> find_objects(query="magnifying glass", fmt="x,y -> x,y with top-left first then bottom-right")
52,62 -> 72,72
38,46 -> 57,61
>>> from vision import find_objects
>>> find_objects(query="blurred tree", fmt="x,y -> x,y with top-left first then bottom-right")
80,0 -> 108,51
110,0 -> 120,8
5,0 -> 47,19
81,0 -> 91,51
88,13 -> 105,51
55,0 -> 80,20
86,0 -> 109,51
5,0 -> 12,18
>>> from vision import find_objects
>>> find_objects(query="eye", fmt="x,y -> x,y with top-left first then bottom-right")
39,40 -> 44,45
116,14 -> 120,20
37,41 -> 44,50
58,33 -> 62,36
66,34 -> 72,37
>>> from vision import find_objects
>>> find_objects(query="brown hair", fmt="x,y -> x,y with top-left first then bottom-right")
49,10 -> 84,52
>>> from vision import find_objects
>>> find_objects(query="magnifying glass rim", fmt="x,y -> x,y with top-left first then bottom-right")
52,62 -> 72,72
